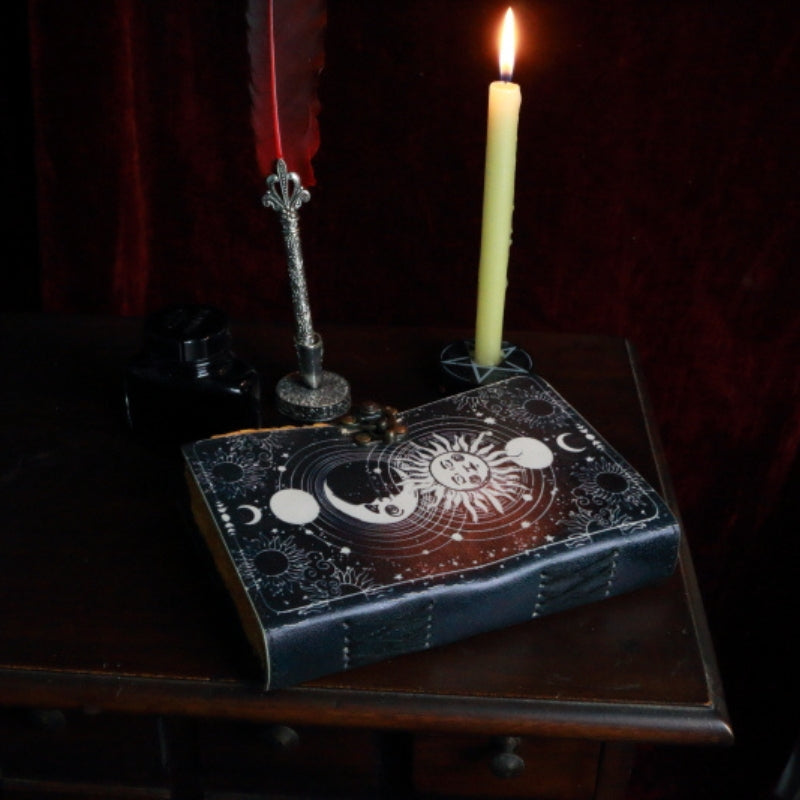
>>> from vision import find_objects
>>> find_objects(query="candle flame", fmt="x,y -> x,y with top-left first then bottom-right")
499,8 -> 516,81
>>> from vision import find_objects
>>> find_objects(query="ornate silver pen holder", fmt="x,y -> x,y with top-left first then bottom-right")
263,159 -> 350,422
439,339 -> 534,393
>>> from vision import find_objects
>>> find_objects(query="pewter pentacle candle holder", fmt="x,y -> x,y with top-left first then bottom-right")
263,159 -> 350,422
439,339 -> 534,394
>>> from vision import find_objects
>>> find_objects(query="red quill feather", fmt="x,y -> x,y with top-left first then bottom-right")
247,0 -> 326,187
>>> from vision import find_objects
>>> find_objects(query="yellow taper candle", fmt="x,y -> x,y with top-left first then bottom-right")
474,7 -> 521,367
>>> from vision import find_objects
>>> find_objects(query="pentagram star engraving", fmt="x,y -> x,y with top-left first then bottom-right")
441,343 -> 532,385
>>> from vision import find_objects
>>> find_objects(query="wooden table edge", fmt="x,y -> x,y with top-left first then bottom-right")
0,665 -> 733,746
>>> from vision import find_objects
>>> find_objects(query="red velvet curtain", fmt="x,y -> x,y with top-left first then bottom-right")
26,0 -> 800,790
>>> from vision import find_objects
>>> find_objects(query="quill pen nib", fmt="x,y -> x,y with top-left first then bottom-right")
263,159 -> 351,422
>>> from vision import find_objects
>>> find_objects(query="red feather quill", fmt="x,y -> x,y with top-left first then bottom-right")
247,0 -> 326,187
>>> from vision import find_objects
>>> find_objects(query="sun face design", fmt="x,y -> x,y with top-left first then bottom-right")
429,450 -> 490,490
396,431 -> 524,522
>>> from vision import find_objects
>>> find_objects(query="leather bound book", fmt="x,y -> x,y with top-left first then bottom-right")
182,376 -> 680,691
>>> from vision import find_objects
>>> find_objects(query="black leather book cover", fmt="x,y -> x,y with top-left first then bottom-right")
182,375 -> 679,691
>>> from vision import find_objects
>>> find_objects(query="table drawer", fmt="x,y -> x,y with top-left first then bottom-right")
0,707 -> 166,793
412,734 -> 600,799
196,720 -> 382,797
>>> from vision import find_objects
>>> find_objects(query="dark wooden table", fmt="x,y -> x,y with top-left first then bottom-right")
0,314 -> 731,799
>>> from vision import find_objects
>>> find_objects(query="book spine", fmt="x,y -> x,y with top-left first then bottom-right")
264,522 -> 679,691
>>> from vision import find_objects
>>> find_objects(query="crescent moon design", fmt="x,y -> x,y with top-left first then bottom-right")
237,504 -> 263,525
556,432 -> 587,453
323,481 -> 419,525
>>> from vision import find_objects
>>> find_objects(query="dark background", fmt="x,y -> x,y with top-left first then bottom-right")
4,1 -> 799,797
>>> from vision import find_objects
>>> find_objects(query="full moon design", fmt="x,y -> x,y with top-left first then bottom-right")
269,488 -> 320,525
505,437 -> 553,469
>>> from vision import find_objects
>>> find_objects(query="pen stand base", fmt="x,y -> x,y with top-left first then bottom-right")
276,371 -> 351,423
439,339 -> 534,393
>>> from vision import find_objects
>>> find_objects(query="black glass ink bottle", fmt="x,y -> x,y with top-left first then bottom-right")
124,305 -> 261,444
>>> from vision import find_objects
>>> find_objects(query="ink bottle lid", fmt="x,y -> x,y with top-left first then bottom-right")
124,305 -> 261,444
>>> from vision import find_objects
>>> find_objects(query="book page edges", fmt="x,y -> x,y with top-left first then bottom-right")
185,466 -> 272,689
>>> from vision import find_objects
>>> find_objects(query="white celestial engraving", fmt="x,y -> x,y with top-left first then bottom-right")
269,489 -> 320,525
429,451 -> 490,490
323,481 -> 419,524
397,431 -> 523,522
237,504 -> 263,525
504,437 -> 553,469
556,432 -> 587,453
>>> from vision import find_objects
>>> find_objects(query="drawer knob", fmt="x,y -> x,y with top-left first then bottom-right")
262,724 -> 300,752
29,708 -> 67,732
490,736 -> 525,779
